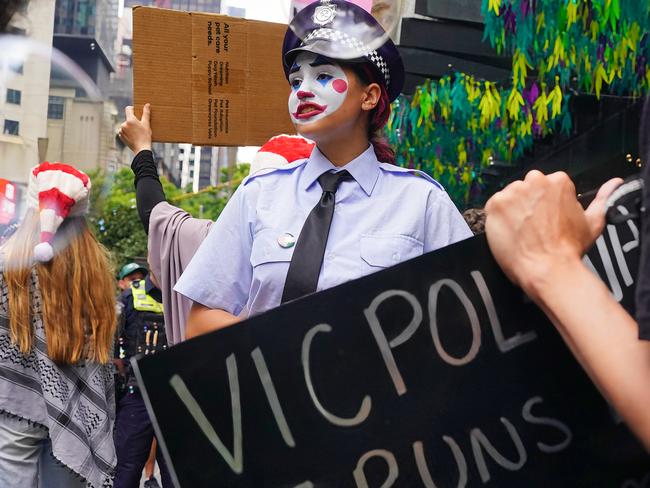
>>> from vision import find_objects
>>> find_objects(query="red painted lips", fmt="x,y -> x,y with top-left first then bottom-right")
293,102 -> 328,120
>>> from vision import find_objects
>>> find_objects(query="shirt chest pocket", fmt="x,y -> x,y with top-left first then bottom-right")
250,228 -> 296,267
360,234 -> 424,269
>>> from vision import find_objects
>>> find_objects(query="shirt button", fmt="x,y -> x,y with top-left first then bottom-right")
392,252 -> 400,261
327,253 -> 336,261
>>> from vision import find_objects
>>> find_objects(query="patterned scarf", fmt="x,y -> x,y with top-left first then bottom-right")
0,268 -> 116,487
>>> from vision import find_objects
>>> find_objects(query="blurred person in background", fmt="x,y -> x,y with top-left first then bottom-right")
0,163 -> 116,487
113,261 -> 171,488
114,262 -> 147,382
114,262 -> 161,487
117,262 -> 147,292
462,208 -> 486,235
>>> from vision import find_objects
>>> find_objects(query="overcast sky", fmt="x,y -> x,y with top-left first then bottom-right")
223,0 -> 293,23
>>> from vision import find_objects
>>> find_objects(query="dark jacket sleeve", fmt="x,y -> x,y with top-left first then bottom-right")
131,150 -> 166,234
635,97 -> 650,341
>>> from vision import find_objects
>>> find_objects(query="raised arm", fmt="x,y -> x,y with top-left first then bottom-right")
119,104 -> 166,233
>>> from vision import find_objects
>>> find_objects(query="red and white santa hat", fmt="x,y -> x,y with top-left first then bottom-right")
249,134 -> 315,175
26,162 -> 91,263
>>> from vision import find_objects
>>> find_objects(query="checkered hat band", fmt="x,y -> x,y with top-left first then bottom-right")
302,28 -> 391,86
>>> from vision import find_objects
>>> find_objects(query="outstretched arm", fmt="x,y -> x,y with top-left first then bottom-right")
485,171 -> 650,451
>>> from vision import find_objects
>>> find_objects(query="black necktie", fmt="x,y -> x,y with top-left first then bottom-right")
281,170 -> 351,303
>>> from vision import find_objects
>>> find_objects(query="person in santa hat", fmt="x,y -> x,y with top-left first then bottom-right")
0,162 -> 116,488
118,104 -> 315,344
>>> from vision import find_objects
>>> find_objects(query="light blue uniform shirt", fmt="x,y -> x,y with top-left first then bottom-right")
174,146 -> 472,317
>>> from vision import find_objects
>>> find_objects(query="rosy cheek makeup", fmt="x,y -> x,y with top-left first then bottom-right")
332,79 -> 348,93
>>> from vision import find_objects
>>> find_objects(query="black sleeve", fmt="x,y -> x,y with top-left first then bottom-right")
131,150 -> 166,234
635,97 -> 650,341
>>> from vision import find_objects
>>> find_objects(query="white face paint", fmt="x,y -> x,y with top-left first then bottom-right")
288,52 -> 350,125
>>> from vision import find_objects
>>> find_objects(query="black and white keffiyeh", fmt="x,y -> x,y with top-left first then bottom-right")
0,267 -> 116,487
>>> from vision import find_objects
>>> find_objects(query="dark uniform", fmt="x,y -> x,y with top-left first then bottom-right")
114,278 -> 172,488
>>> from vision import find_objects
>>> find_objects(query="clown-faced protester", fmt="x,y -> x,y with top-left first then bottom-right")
173,0 -> 472,338
118,104 -> 315,344
0,163 -> 116,487
484,98 -> 650,451
113,262 -> 173,488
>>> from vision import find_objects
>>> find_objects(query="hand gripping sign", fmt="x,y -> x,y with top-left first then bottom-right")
134,227 -> 649,487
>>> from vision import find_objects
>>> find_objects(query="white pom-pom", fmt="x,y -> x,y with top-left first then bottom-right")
34,242 -> 54,262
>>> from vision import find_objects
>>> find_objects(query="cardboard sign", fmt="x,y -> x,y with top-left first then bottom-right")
134,226 -> 649,487
132,7 -> 295,147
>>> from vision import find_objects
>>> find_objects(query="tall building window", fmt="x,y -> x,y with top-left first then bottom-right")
6,89 -> 21,105
3,120 -> 19,136
48,96 -> 65,120
9,62 -> 23,74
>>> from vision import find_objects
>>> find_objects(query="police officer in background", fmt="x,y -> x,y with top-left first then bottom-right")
114,263 -> 172,488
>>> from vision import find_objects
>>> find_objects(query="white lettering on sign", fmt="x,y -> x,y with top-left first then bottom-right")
169,353 -> 243,474
413,437 -> 468,488
251,347 -> 296,448
584,236 -> 622,300
521,396 -> 572,454
428,279 -> 481,366
620,471 -> 650,488
607,206 -> 640,288
302,323 -> 372,427
353,449 -> 399,488
364,275 -> 538,397
471,271 -> 537,352
584,220 -> 640,303
470,417 -> 527,483
364,290 -> 423,396
345,395 -> 575,486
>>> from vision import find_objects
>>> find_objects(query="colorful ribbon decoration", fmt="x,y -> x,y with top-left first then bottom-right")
388,0 -> 650,206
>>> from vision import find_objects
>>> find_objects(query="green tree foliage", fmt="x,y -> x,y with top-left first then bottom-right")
87,163 -> 250,268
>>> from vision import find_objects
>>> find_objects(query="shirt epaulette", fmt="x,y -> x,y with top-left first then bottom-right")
243,159 -> 309,186
378,163 -> 444,191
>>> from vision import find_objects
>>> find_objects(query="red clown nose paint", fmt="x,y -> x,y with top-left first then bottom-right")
332,79 -> 348,93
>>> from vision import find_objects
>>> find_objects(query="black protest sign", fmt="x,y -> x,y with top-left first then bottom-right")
134,230 -> 649,487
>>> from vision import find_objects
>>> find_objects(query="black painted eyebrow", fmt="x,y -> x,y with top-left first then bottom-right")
290,54 -> 335,74
309,55 -> 335,68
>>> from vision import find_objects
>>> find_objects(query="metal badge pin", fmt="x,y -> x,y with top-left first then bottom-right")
314,0 -> 337,26
278,233 -> 296,249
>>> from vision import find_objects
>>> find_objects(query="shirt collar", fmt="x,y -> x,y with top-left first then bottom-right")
301,145 -> 380,196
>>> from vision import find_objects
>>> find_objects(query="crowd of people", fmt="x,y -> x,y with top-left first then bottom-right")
0,0 -> 649,486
